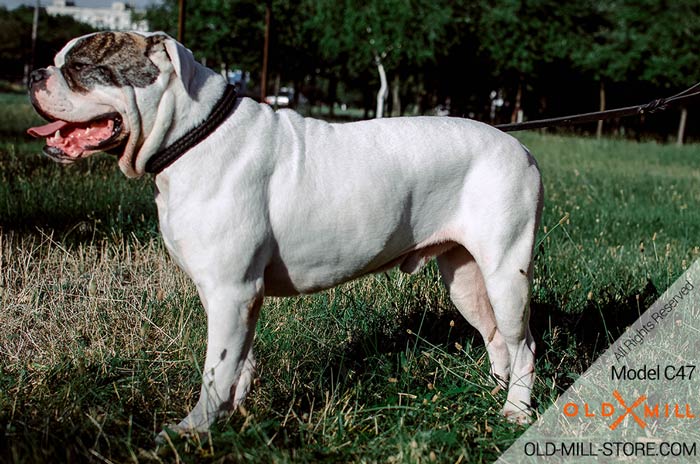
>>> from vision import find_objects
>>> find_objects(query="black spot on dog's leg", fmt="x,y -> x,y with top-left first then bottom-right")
220,349 -> 227,361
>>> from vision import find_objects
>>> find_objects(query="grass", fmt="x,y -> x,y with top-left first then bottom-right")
1,92 -> 699,462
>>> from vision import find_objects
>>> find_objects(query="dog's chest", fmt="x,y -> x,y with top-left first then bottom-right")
153,182 -> 182,267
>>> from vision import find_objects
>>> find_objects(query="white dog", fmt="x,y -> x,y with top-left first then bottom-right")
27,31 -> 543,436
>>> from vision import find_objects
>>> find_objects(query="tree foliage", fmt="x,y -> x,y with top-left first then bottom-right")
146,0 -> 264,72
0,6 -> 96,81
2,1 -> 697,138
308,0 -> 452,75
558,0 -> 699,90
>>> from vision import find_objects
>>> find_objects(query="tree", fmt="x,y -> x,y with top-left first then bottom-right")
638,0 -> 700,145
573,1 -> 647,137
0,6 -> 96,82
573,0 -> 700,140
308,0 -> 452,118
267,0 -> 318,107
146,0 -> 264,75
476,0 -> 583,123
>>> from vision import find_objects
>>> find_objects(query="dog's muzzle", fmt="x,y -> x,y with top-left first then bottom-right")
28,68 -> 50,89
26,68 -> 127,162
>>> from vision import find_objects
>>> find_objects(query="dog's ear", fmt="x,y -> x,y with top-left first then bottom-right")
145,33 -> 197,96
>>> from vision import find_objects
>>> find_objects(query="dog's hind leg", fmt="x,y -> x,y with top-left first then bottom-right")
475,221 -> 538,424
453,152 -> 542,424
437,246 -> 510,387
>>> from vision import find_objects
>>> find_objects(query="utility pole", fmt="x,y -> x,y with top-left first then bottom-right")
261,1 -> 271,101
25,0 -> 40,85
177,0 -> 186,43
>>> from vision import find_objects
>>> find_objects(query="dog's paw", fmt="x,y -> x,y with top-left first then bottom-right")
491,370 -> 510,390
155,423 -> 206,447
155,425 -> 179,446
502,405 -> 533,425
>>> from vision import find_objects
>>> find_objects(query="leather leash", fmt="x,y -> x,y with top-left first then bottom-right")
495,82 -> 700,132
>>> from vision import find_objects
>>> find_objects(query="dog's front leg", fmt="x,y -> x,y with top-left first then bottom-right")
159,283 -> 263,440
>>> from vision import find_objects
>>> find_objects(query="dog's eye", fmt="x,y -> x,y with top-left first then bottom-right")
70,62 -> 90,71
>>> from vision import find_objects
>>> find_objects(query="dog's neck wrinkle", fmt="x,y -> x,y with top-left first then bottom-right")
144,75 -> 236,175
165,69 -> 227,147
127,61 -> 226,178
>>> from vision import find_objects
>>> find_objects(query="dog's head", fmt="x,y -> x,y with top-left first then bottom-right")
27,31 -> 223,178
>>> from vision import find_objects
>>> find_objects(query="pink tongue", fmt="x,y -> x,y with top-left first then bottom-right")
27,120 -> 71,138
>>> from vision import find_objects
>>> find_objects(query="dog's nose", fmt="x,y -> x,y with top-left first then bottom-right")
28,69 -> 49,88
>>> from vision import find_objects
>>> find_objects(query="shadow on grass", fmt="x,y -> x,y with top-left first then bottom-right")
531,280 -> 660,357
0,153 -> 159,243
314,279 -> 660,406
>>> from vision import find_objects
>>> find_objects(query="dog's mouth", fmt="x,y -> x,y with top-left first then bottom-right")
27,113 -> 124,162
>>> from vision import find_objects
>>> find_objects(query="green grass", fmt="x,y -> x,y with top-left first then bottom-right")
0,94 -> 699,462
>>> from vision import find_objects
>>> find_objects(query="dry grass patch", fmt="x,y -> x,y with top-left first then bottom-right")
1,230 -> 197,368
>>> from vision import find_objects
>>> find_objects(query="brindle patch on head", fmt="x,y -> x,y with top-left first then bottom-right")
144,34 -> 168,54
61,32 -> 160,92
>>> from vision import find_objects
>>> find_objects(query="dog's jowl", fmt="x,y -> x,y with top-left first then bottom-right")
27,31 -> 543,438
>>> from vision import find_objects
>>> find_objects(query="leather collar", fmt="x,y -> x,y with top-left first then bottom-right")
145,84 -> 238,175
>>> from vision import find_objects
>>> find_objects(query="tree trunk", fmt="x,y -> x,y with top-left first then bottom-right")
25,0 -> 39,86
596,80 -> 606,139
177,0 -> 186,43
677,107 -> 687,146
292,79 -> 300,109
328,74 -> 337,118
260,1 -> 271,101
375,56 -> 388,119
391,74 -> 401,117
308,74 -> 317,117
510,77 -> 523,123
272,73 -> 281,110
363,84 -> 372,119
414,80 -> 424,115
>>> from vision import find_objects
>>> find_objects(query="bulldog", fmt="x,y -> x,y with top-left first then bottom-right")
27,31 -> 543,437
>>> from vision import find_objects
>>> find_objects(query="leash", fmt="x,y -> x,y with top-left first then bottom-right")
495,82 -> 700,132
145,84 -> 238,175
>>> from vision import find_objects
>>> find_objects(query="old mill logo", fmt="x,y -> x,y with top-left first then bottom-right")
562,390 -> 695,430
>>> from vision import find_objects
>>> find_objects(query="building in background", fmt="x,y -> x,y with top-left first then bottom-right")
46,0 -> 148,31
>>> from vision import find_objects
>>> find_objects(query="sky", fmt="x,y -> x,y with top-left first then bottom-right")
0,0 -> 158,9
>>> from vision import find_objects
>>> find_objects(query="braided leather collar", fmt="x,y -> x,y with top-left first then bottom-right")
145,84 -> 238,175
